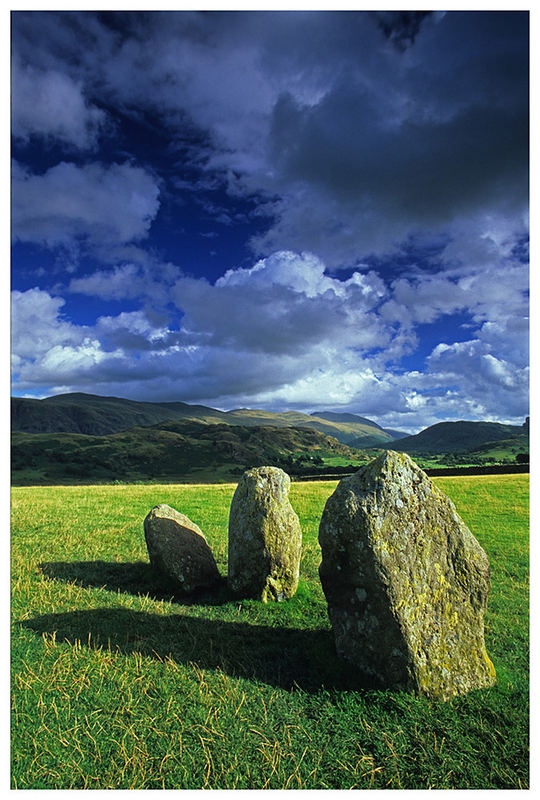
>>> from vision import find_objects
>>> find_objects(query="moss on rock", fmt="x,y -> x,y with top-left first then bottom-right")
228,466 -> 302,602
318,451 -> 496,700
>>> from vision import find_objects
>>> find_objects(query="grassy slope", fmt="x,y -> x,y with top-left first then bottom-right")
388,421 -> 526,454
11,475 -> 528,789
462,437 -> 530,462
11,420 -> 357,485
227,408 -> 395,446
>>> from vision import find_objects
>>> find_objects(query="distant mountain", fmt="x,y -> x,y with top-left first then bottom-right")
11,393 -> 225,435
227,408 -> 399,446
385,420 -> 527,454
11,393 -> 400,447
311,410 -> 384,429
382,428 -> 409,440
312,411 -> 408,441
11,418 -> 358,484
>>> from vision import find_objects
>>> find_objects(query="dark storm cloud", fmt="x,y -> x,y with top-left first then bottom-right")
11,10 -> 528,266
270,87 -> 527,221
373,11 -> 434,51
259,11 -> 528,262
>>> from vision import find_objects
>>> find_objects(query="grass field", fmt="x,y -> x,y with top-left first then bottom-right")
11,474 -> 529,789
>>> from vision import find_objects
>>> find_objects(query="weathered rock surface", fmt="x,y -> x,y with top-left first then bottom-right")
318,451 -> 496,700
228,466 -> 302,602
144,504 -> 220,593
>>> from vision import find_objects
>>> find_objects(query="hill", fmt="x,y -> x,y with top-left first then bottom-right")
385,420 -> 528,455
382,428 -> 409,440
311,410 -> 385,428
11,418 -> 359,484
11,393 -> 225,435
11,393 -> 401,447
311,410 -> 408,441
226,408 -> 398,447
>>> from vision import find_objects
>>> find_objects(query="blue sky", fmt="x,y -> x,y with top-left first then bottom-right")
11,9 -> 529,432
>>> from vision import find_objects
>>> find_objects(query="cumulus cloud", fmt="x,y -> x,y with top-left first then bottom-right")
11,161 -> 161,248
69,259 -> 182,305
171,251 -> 389,356
95,310 -> 181,352
382,258 -> 528,330
27,341 -> 113,383
11,287 -> 114,390
12,245 -> 529,429
427,340 -> 529,419
11,57 -> 107,149
216,250 -> 385,299
11,287 -> 86,360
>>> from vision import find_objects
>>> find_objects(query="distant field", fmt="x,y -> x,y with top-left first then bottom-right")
11,475 -> 528,789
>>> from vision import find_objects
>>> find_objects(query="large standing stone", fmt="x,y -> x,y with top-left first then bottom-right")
318,451 -> 496,700
228,466 -> 302,602
144,504 -> 220,593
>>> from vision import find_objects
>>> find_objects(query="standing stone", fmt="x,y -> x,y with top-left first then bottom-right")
228,466 -> 302,602
144,504 -> 220,593
318,451 -> 496,700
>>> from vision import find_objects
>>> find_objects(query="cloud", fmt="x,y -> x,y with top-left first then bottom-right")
10,12 -> 529,429
374,11 -> 434,51
69,259 -> 182,305
382,259 -> 527,330
11,161 -> 161,248
216,250 -> 385,299
27,341 -> 113,383
95,310 -> 180,352
171,251 -> 389,356
427,340 -> 529,419
12,246 -> 529,429
253,11 -> 528,265
69,264 -> 147,301
11,57 -> 107,149
11,11 -> 528,268
11,287 -> 86,360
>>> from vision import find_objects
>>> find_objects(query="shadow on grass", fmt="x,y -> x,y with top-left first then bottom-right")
19,606 -> 377,692
39,560 -> 231,607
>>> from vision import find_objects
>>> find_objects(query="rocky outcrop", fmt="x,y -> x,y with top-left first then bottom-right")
228,466 -> 302,602
318,451 -> 496,700
144,504 -> 220,593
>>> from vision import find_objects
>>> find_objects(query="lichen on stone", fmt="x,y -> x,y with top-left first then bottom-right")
318,451 -> 496,700
228,466 -> 302,602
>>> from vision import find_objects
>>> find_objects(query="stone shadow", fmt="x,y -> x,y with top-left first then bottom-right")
19,607 -> 376,692
39,560 -> 230,606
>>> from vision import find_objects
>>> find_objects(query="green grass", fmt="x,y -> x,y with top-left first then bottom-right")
317,455 -> 370,467
11,475 -> 529,789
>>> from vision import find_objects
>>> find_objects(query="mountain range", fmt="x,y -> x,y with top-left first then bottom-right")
11,393 -> 406,448
11,393 -> 528,484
